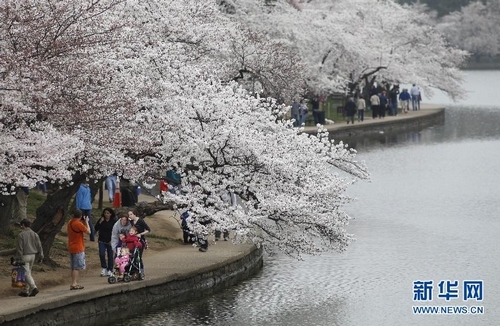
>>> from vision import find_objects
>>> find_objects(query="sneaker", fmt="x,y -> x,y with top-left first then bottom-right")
18,292 -> 29,297
29,288 -> 39,297
107,270 -> 113,277
100,268 -> 107,277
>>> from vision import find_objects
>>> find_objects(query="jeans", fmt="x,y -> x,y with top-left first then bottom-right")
299,114 -> 307,126
105,176 -> 117,202
391,101 -> 398,115
358,110 -> 364,121
411,96 -> 419,110
293,114 -> 300,127
98,241 -> 114,271
81,209 -> 95,241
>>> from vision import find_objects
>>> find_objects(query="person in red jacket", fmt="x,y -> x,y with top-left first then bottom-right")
123,226 -> 143,251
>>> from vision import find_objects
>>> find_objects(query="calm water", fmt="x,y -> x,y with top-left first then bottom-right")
117,71 -> 500,326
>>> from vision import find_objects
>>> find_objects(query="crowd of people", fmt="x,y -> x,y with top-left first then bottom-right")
366,84 -> 422,120
14,205 -> 151,297
288,84 -> 423,126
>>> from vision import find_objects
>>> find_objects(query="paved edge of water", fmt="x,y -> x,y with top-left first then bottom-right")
0,105 -> 444,325
0,244 -> 263,325
302,104 -> 445,137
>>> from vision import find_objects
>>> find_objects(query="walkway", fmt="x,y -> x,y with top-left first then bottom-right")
0,195 -> 256,324
302,103 -> 444,133
0,104 -> 444,323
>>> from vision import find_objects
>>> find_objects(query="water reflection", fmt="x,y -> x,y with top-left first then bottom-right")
116,106 -> 500,326
340,106 -> 500,153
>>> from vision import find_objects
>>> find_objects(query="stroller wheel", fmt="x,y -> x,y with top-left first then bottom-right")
108,276 -> 117,284
139,273 -> 145,280
123,274 -> 131,283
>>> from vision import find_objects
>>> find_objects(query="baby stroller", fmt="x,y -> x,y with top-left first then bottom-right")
108,247 -> 144,284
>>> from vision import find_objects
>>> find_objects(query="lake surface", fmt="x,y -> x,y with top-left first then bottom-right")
115,71 -> 500,326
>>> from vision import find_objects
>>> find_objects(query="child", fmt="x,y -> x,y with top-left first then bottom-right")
123,226 -> 143,251
114,247 -> 130,279
115,231 -> 127,257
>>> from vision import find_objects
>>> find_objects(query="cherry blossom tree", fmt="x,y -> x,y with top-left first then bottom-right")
0,0 -> 139,246
436,1 -> 500,61
224,0 -> 468,100
3,0 -> 472,259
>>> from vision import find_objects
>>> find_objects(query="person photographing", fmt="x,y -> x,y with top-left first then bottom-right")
67,210 -> 90,290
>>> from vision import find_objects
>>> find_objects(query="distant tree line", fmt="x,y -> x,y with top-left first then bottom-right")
397,0 -> 485,16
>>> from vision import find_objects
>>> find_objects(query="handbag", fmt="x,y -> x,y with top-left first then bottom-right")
11,266 -> 26,288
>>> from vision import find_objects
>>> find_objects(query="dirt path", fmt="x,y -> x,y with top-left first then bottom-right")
2,206 -> 184,297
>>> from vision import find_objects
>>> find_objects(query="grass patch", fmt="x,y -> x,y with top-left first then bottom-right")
27,191 -> 47,219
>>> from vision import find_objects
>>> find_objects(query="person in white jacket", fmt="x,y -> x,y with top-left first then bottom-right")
370,93 -> 380,119
410,84 -> 420,111
356,96 -> 366,122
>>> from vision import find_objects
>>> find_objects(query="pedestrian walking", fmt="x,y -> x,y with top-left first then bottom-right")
298,99 -> 308,126
75,181 -> 95,241
345,97 -> 357,124
379,91 -> 388,118
15,219 -> 43,297
389,86 -> 399,116
356,96 -> 366,122
68,210 -> 90,290
105,175 -> 117,203
399,88 -> 411,113
290,99 -> 300,127
370,93 -> 380,119
410,84 -> 420,111
12,187 -> 29,224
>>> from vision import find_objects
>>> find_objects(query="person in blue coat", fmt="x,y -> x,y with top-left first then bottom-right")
75,182 -> 95,241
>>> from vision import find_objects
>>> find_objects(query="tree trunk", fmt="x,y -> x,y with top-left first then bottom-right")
0,194 -> 13,235
98,181 -> 103,209
31,173 -> 86,260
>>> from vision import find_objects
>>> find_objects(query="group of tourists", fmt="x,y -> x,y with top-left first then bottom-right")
344,84 -> 422,123
67,207 -> 150,290
14,205 -> 151,297
288,83 -> 422,127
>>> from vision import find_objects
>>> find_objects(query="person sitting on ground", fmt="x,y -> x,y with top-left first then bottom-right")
114,246 -> 130,280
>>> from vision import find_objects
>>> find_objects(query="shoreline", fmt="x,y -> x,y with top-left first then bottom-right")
0,239 -> 263,325
0,104 -> 445,325
302,104 -> 445,138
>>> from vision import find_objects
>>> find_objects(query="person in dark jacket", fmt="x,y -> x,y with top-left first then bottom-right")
389,86 -> 399,116
128,209 -> 151,275
345,97 -> 357,124
378,91 -> 388,118
95,208 -> 116,277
